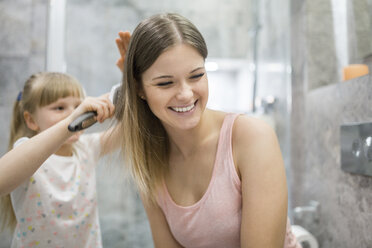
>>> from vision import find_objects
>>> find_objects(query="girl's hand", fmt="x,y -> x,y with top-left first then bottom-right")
115,31 -> 131,72
70,94 -> 115,124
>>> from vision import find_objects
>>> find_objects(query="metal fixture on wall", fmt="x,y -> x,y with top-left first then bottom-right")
341,121 -> 372,177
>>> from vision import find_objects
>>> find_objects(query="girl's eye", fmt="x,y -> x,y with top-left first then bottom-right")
190,73 -> 205,79
157,81 -> 173,87
55,106 -> 64,111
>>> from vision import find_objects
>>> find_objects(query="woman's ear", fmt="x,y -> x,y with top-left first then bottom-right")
23,111 -> 39,131
138,89 -> 146,100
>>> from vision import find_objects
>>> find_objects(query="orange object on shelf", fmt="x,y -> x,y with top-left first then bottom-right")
342,64 -> 369,81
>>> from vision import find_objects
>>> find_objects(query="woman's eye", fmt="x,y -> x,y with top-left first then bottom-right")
157,81 -> 172,87
190,73 -> 205,79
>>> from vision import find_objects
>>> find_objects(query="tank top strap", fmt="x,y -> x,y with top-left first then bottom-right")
221,113 -> 240,138
213,113 -> 241,187
216,113 -> 241,158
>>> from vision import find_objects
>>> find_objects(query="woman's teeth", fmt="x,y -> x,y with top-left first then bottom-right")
171,103 -> 195,113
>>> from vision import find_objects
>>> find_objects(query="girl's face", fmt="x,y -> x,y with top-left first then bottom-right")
141,43 -> 208,131
30,96 -> 83,144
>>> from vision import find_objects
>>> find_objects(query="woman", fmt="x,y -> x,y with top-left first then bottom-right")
115,13 -> 300,248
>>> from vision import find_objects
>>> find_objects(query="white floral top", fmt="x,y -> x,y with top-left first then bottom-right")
10,134 -> 102,248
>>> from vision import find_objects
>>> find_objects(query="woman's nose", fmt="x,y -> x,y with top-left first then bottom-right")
176,82 -> 193,100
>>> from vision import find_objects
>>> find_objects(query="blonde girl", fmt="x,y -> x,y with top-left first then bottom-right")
115,13 -> 301,248
0,72 -> 118,247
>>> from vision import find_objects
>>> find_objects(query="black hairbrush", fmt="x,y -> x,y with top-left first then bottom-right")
68,84 -> 121,132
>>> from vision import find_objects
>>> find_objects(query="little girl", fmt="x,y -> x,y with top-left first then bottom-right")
0,72 -> 119,247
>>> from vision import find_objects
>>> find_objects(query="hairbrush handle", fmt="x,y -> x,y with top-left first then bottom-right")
68,111 -> 97,132
67,84 -> 121,132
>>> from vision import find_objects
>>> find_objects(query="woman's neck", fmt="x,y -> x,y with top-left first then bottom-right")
166,109 -> 218,159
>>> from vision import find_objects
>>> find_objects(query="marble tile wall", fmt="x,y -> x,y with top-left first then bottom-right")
307,0 -> 339,90
290,0 -> 372,247
291,75 -> 372,247
348,0 -> 372,64
0,0 -> 48,247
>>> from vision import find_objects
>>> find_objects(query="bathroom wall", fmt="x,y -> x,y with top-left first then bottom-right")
0,0 -> 48,246
290,0 -> 372,247
64,0 -> 254,96
0,0 -> 47,154
347,0 -> 372,65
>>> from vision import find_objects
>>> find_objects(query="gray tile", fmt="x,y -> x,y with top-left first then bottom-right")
0,0 -> 32,56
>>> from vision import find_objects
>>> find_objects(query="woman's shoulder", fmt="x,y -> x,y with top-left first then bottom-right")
232,114 -> 280,167
207,110 -> 277,144
233,114 -> 275,138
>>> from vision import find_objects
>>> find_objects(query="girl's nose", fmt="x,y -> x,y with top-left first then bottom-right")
176,82 -> 193,101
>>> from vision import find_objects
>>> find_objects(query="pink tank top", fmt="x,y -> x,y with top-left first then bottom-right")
157,113 -> 300,248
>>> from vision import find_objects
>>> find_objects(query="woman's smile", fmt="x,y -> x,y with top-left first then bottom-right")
169,100 -> 198,113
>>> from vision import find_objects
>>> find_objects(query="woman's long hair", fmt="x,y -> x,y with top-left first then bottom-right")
0,72 -> 84,231
116,13 -> 208,202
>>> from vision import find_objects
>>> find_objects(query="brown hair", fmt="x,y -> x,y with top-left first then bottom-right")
116,13 -> 208,202
0,72 -> 84,231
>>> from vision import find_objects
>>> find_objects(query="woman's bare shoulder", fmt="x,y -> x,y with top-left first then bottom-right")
233,114 -> 276,142
232,114 -> 281,171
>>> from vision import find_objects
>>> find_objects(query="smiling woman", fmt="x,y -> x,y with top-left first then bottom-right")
115,13 -> 301,248
141,44 -> 209,131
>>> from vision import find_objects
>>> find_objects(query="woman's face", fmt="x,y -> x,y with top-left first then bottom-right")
141,43 -> 208,131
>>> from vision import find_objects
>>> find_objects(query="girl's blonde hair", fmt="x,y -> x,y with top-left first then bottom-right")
116,13 -> 208,203
0,72 -> 84,231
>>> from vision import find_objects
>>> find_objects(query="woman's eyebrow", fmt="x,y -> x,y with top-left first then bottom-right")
152,75 -> 173,81
190,67 -> 204,73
